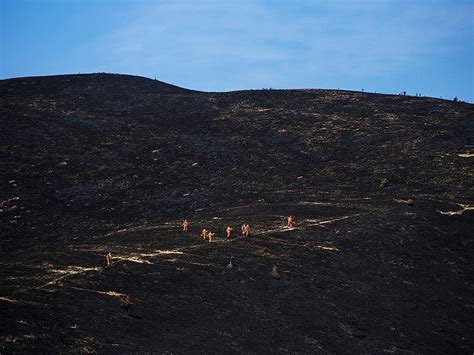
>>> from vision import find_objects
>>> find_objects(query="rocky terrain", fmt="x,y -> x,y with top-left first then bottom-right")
0,73 -> 473,353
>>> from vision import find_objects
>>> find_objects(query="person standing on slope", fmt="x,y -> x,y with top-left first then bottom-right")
208,231 -> 214,243
226,226 -> 232,239
182,219 -> 189,232
106,252 -> 112,267
287,216 -> 294,227
201,228 -> 208,240
243,224 -> 250,237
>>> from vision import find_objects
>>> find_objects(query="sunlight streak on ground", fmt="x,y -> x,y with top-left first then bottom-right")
17,266 -> 101,293
0,296 -> 51,307
114,256 -> 153,264
102,223 -> 173,238
69,287 -> 128,298
438,204 -> 473,216
304,215 -> 359,226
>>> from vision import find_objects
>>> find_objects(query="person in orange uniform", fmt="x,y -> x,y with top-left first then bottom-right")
106,252 -> 112,267
243,224 -> 250,237
201,228 -> 208,240
208,231 -> 214,243
226,226 -> 232,239
182,219 -> 189,232
287,216 -> 294,227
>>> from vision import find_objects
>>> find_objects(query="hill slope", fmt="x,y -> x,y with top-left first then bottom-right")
0,74 -> 473,353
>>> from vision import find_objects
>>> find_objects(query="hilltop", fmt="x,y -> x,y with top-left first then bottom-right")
0,73 -> 473,353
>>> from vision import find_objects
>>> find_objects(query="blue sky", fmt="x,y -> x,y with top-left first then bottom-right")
1,0 -> 473,101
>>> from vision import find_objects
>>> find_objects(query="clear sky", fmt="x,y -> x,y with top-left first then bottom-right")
1,0 -> 473,101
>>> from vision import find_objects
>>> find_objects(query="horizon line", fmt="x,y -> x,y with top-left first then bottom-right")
1,72 -> 471,104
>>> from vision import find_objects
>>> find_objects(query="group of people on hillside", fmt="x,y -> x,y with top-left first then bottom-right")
193,222 -> 249,243
181,215 -> 295,243
105,216 -> 295,266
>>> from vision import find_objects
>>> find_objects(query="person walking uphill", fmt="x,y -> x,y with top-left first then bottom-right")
208,231 -> 214,243
243,224 -> 250,237
182,219 -> 189,232
106,252 -> 112,267
287,216 -> 294,227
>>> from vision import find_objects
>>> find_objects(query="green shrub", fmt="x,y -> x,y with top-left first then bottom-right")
395,198 -> 415,206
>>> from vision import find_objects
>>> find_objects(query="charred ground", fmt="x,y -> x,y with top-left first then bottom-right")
0,73 -> 473,353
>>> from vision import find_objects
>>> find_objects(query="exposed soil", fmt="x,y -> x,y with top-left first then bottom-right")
0,73 -> 473,353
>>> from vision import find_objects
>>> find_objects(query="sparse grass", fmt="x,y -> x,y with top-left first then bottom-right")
379,178 -> 388,188
395,198 -> 414,206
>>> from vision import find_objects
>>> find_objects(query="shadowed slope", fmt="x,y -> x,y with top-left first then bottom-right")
1,73 -> 194,96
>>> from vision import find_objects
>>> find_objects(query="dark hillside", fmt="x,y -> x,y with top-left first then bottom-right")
1,74 -> 473,353
1,73 -> 193,96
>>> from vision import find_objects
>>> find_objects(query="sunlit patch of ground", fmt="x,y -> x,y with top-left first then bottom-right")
0,296 -> 50,308
68,287 -> 128,298
304,215 -> 361,227
437,204 -> 474,216
102,223 -> 174,238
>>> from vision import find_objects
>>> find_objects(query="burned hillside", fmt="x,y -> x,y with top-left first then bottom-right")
0,73 -> 473,353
